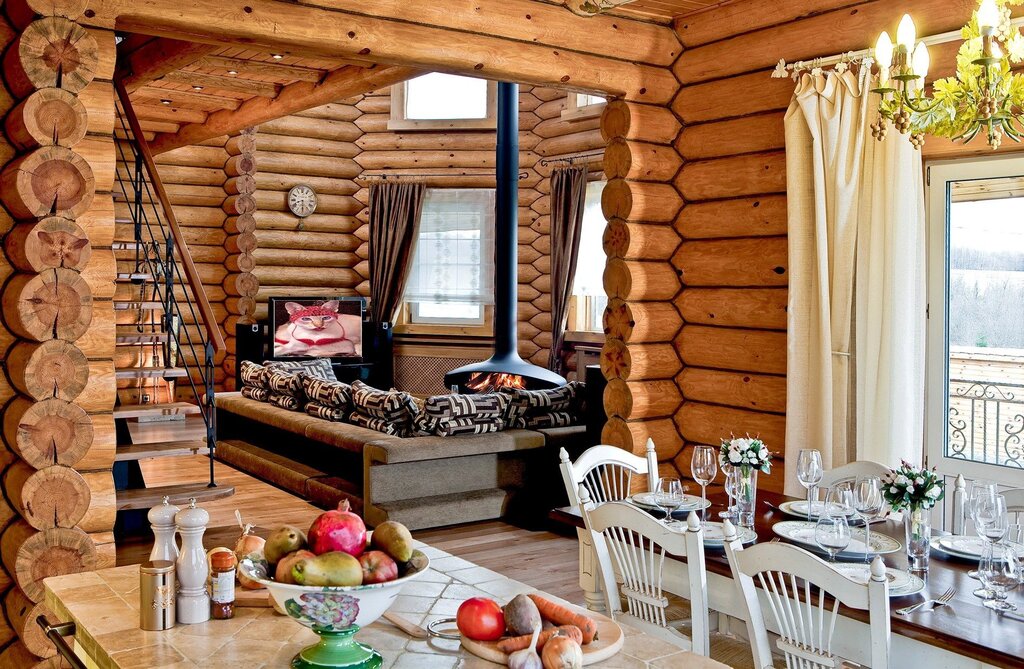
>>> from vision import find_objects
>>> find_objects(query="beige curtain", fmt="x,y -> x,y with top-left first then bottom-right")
368,181 -> 426,324
783,69 -> 925,495
548,165 -> 588,374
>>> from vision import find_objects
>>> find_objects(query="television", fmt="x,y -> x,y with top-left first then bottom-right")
268,296 -> 364,361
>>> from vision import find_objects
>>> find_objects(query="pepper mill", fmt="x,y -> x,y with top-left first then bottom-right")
174,497 -> 210,624
148,496 -> 180,563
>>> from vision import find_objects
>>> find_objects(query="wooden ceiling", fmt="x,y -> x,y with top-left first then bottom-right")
603,0 -> 733,23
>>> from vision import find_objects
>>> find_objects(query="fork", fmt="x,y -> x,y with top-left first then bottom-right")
895,586 -> 956,615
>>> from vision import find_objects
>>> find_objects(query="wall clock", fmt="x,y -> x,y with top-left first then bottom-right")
287,184 -> 318,218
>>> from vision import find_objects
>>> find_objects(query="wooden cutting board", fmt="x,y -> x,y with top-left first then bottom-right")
460,601 -> 623,666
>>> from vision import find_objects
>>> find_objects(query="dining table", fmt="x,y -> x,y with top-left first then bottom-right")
552,488 -> 1024,669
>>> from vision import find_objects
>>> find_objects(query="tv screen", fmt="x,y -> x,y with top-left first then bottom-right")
269,297 -> 363,360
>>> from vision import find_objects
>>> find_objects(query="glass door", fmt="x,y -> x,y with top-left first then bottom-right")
926,157 -> 1024,489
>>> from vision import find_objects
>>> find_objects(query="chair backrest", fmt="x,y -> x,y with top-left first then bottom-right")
817,460 -> 889,493
951,476 -> 1024,539
723,522 -> 890,669
560,438 -> 658,510
580,489 -> 710,656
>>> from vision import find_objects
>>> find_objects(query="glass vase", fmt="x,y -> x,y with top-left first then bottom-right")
736,467 -> 758,528
904,505 -> 931,572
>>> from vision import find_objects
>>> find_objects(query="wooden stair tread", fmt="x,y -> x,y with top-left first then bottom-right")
113,402 -> 201,419
116,367 -> 189,380
114,301 -> 164,310
116,483 -> 235,510
117,272 -> 155,282
116,333 -> 170,344
116,440 -> 206,461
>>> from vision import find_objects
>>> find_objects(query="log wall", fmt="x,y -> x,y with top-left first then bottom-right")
0,1 -> 117,662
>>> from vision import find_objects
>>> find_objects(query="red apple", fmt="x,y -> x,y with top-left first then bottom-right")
276,550 -> 315,584
359,550 -> 399,584
308,499 -> 367,557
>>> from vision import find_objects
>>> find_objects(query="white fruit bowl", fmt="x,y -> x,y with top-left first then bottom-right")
239,550 -> 429,669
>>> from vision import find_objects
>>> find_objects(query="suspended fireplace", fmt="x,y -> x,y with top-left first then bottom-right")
444,82 -> 566,394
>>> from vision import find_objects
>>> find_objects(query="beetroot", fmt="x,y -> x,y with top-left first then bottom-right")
308,500 -> 367,557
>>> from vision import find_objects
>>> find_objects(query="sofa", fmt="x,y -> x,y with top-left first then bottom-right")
215,392 -> 585,530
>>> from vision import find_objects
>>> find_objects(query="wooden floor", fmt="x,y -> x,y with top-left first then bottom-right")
116,441 -> 582,602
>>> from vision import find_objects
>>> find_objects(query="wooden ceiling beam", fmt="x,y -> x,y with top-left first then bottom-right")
118,37 -> 220,93
136,86 -> 243,110
162,71 -> 280,97
197,55 -> 331,82
149,64 -> 421,155
81,0 -> 677,103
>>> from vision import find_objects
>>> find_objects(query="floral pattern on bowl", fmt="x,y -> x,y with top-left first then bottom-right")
286,592 -> 361,632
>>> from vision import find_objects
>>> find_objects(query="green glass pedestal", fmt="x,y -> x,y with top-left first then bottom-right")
291,626 -> 383,669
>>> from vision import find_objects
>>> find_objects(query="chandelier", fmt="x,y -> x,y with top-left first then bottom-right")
871,0 -> 1024,149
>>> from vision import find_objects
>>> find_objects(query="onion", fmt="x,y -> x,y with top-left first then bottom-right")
541,633 -> 582,669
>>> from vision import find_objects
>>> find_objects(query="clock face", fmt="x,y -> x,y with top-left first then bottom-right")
287,185 -> 317,218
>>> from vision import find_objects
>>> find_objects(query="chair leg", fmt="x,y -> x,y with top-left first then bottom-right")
577,530 -> 606,612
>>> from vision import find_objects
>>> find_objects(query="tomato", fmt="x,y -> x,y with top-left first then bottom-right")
456,597 -> 506,641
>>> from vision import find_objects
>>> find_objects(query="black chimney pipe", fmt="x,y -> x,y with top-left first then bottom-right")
444,82 -> 566,392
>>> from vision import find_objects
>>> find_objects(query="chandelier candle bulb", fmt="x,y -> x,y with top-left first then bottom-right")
912,42 -> 930,80
875,31 -> 894,68
897,14 -> 917,50
978,0 -> 1000,31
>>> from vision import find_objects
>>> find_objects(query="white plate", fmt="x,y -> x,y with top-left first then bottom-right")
930,536 -> 1024,561
630,492 -> 711,513
771,521 -> 902,557
666,520 -> 757,546
780,500 -> 857,520
831,564 -> 924,597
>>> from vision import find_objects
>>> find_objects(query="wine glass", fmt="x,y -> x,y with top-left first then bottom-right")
719,465 -> 737,519
796,450 -> 824,521
814,514 -> 851,563
691,445 -> 717,526
653,477 -> 684,525
979,542 -> 1019,611
853,476 -> 884,565
974,493 -> 1008,599
968,480 -> 999,578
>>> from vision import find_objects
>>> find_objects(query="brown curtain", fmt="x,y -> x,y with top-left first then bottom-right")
548,165 -> 588,374
368,180 -> 426,323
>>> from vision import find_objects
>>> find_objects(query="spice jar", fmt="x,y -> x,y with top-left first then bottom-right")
210,550 -> 236,619
140,560 -> 175,631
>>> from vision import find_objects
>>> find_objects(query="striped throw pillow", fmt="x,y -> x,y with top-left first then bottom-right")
240,360 -> 269,389
305,402 -> 347,422
267,393 -> 302,411
241,385 -> 269,402
348,411 -> 410,437
264,367 -> 303,397
434,416 -> 506,437
302,376 -> 352,410
351,381 -> 418,424
265,358 -> 336,381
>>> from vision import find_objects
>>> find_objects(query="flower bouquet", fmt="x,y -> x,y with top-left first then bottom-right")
882,461 -> 944,571
719,437 -> 772,527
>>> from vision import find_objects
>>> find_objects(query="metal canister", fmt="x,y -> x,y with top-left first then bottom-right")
140,560 -> 176,631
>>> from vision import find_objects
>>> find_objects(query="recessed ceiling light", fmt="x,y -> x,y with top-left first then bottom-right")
271,54 -> 284,60
192,86 -> 204,91
227,70 -> 238,75
160,99 -> 171,105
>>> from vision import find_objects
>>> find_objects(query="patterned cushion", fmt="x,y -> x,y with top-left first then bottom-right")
240,361 -> 269,389
434,416 -> 506,437
264,367 -> 303,397
512,411 -> 575,430
305,402 -> 347,422
241,385 -> 269,402
501,382 -> 583,422
348,411 -> 410,437
351,381 -> 418,424
302,376 -> 352,410
265,358 -> 336,381
267,393 -> 302,411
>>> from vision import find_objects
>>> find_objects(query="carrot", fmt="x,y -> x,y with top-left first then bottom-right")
496,625 -> 582,654
527,594 -> 598,644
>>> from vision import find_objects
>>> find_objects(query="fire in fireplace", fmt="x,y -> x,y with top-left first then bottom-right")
465,372 -> 527,394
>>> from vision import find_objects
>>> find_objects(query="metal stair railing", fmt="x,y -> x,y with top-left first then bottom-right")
113,80 -> 225,488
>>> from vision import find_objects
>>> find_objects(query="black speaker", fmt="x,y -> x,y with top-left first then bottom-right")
585,364 -> 607,450
363,321 -> 394,388
234,322 -> 267,386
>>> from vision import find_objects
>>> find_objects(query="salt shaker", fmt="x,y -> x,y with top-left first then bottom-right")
148,496 -> 180,563
175,497 -> 210,624
140,560 -> 176,631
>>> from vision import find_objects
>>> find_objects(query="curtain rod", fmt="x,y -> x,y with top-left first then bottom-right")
358,172 -> 529,181
538,150 -> 604,167
776,16 -> 1024,76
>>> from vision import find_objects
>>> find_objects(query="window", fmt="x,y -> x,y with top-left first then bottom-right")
926,156 -> 1024,488
568,180 -> 607,334
562,91 -> 607,122
403,189 -> 495,328
389,73 -> 497,131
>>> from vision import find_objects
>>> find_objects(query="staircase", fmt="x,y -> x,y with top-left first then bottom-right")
110,80 -> 234,518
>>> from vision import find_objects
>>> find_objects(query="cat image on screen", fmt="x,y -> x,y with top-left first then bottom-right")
273,300 -> 357,357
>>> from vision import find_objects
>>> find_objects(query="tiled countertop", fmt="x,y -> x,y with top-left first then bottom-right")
44,542 -> 729,669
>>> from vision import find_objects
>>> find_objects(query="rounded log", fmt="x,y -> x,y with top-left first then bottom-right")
5,87 -> 88,149
3,396 -> 94,469
603,258 -> 681,301
601,416 -> 683,459
603,377 -> 632,418
224,154 -> 256,177
675,195 -> 789,239
5,217 -> 91,272
4,268 -> 94,342
224,213 -> 256,234
601,100 -> 681,143
5,0 -> 89,27
225,252 -> 256,273
604,137 -> 683,182
224,133 -> 257,156
4,462 -> 91,530
224,174 -> 256,195
0,520 -> 97,602
0,641 -> 60,669
226,295 -> 257,317
78,470 -> 115,534
603,218 -> 680,261
0,145 -> 95,219
223,193 -> 256,215
224,232 -> 257,254
222,272 -> 260,297
603,298 -> 683,343
3,17 -> 99,97
600,338 -> 631,381
3,587 -> 55,659
602,178 -> 683,223
6,339 -> 89,401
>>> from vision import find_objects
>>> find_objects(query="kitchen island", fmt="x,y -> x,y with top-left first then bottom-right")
43,541 -> 730,668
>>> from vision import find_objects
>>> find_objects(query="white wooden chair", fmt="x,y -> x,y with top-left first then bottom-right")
723,521 -> 891,669
580,486 -> 710,656
951,475 -> 1024,540
559,439 -> 658,610
817,460 -> 889,492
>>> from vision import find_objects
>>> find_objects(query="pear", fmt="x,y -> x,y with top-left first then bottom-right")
370,521 -> 414,563
292,552 -> 363,587
265,525 -> 307,566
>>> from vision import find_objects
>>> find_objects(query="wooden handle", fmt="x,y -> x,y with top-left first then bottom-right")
383,611 -> 430,639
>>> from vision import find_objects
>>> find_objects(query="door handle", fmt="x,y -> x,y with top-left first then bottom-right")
37,615 -> 88,669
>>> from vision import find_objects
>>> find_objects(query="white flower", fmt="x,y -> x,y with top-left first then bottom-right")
907,485 -> 915,494
729,451 -> 741,463
890,486 -> 899,494
926,485 -> 941,499
915,477 -> 925,486
896,475 -> 908,485
759,447 -> 769,459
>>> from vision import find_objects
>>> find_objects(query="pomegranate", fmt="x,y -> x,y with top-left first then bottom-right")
359,550 -> 398,584
308,499 -> 367,557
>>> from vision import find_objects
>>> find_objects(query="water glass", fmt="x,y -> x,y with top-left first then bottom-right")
815,514 -> 851,562
691,445 -> 717,526
973,493 -> 1008,597
853,476 -> 883,564
653,477 -> 684,524
796,449 -> 824,521
979,542 -> 1019,611
720,465 -> 738,519
969,480 -> 999,579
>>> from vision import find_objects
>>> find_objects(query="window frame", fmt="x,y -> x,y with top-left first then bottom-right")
560,91 -> 607,122
389,75 -> 498,131
565,179 -> 608,338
